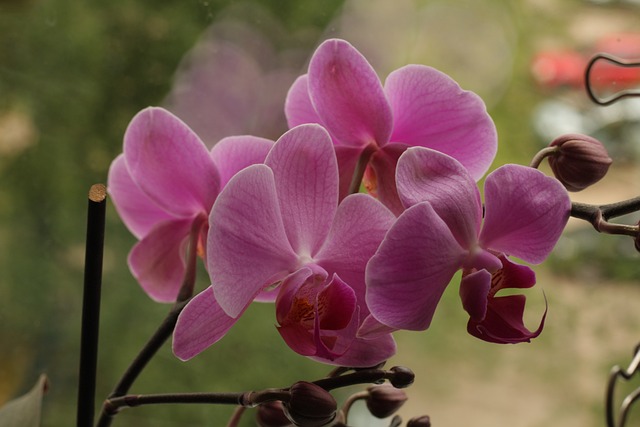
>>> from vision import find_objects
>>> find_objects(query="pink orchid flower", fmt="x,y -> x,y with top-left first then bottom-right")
285,38 -> 497,215
365,147 -> 571,343
107,107 -> 273,302
173,124 -> 397,366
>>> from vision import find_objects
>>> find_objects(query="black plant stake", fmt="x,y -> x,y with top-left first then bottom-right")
77,184 -> 107,427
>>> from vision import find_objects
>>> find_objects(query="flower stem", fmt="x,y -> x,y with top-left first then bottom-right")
348,144 -> 376,195
570,198 -> 640,242
340,390 -> 368,422
77,184 -> 107,427
529,146 -> 559,169
95,217 -> 204,427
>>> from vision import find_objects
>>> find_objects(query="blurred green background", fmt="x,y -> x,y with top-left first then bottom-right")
1,0 -> 639,426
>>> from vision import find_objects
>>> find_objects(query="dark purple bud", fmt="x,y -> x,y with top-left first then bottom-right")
407,415 -> 432,427
283,382 -> 337,427
548,133 -> 612,191
256,401 -> 293,427
389,366 -> 415,388
365,384 -> 408,418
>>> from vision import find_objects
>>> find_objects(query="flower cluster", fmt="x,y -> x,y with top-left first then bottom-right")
108,39 -> 571,367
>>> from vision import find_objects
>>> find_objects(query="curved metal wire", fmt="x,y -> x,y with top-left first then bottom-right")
585,53 -> 640,106
606,342 -> 640,427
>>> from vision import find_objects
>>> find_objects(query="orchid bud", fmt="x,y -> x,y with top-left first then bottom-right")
548,133 -> 612,191
407,415 -> 432,427
256,401 -> 292,427
389,366 -> 415,389
365,384 -> 408,418
283,381 -> 337,427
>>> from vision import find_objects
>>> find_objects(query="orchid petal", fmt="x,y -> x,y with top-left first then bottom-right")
467,294 -> 547,344
366,202 -> 467,330
479,165 -> 571,264
335,145 -> 366,201
172,287 -> 244,360
208,164 -> 298,318
210,135 -> 274,188
385,65 -> 497,180
284,74 -> 322,128
493,255 -> 537,291
396,147 -> 482,246
459,269 -> 491,322
124,107 -> 220,217
316,193 -> 395,307
308,39 -> 393,148
367,143 -> 409,216
316,333 -> 397,368
357,314 -> 398,340
128,218 -> 193,303
318,274 -> 357,330
265,124 -> 338,256
107,155 -> 173,239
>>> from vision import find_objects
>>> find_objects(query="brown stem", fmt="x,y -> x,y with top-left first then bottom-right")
529,146 -> 559,169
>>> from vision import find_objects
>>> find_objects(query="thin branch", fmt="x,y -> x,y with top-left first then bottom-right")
95,215 -> 206,427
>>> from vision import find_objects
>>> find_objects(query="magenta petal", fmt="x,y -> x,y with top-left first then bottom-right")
308,39 -> 393,148
278,323 -> 317,357
335,145 -> 366,201
386,65 -> 497,180
128,218 -> 193,303
366,202 -> 467,330
266,124 -> 338,256
396,147 -> 482,246
107,155 -> 173,239
479,165 -> 571,264
284,74 -> 323,128
459,270 -> 491,322
357,314 -> 397,339
315,193 -> 396,308
210,135 -> 274,188
172,287 -> 243,361
494,255 -> 536,291
318,274 -> 357,330
124,107 -> 220,217
208,164 -> 298,318
320,333 -> 397,368
367,143 -> 408,216
467,294 -> 547,344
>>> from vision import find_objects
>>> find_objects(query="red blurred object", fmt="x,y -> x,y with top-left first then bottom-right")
531,33 -> 640,90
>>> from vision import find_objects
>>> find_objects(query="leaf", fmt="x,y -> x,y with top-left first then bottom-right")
0,374 -> 48,427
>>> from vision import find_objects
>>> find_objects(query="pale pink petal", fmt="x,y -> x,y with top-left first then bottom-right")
396,147 -> 482,247
107,155 -> 173,239
210,135 -> 274,188
385,65 -> 497,180
479,165 -> 571,264
459,269 -> 491,322
172,287 -> 244,360
308,39 -> 393,148
128,218 -> 193,303
366,143 -> 408,216
315,193 -> 396,310
124,107 -> 220,217
284,74 -> 322,128
366,203 -> 467,331
265,124 -> 338,255
208,164 -> 298,318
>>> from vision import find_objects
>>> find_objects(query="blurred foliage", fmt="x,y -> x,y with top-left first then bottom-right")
0,0 -> 639,426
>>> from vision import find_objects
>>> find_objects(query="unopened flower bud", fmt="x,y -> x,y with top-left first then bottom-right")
365,384 -> 408,418
548,133 -> 612,191
407,415 -> 432,427
256,401 -> 292,427
283,381 -> 337,427
389,366 -> 415,389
